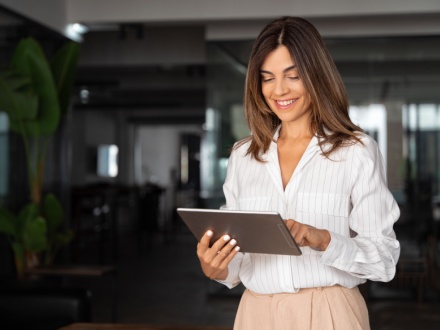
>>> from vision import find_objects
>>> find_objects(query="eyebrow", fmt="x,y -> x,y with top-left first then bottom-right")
260,65 -> 297,75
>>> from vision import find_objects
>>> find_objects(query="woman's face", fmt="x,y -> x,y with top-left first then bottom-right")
260,45 -> 312,126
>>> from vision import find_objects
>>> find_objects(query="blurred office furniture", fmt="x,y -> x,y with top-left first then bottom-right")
72,182 -> 169,256
25,264 -> 118,322
71,184 -> 119,263
170,187 -> 203,238
369,302 -> 440,330
0,237 -> 92,330
0,287 -> 92,330
392,255 -> 428,303
426,235 -> 440,292
137,183 -> 165,252
376,233 -> 439,304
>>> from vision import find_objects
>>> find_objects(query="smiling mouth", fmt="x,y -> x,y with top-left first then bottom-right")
276,99 -> 296,106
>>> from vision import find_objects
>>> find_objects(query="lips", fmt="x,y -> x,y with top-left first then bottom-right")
275,98 -> 297,109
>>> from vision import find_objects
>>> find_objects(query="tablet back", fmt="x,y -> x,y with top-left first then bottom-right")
177,208 -> 301,256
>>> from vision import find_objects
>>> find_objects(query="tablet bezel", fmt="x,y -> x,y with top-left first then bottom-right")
176,208 -> 302,256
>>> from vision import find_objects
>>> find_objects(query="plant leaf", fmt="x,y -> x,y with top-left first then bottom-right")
0,70 -> 38,126
42,193 -> 64,232
51,41 -> 81,114
11,37 -> 60,136
17,202 -> 39,240
53,230 -> 74,248
23,215 -> 47,252
0,70 -> 31,90
0,206 -> 17,237
11,242 -> 24,263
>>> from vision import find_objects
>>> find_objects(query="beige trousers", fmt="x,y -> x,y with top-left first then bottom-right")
234,286 -> 370,330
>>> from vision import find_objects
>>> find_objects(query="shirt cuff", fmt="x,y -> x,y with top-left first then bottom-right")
214,255 -> 242,288
319,231 -> 357,270
215,271 -> 237,289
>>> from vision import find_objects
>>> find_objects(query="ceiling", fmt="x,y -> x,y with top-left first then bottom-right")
2,4 -> 440,124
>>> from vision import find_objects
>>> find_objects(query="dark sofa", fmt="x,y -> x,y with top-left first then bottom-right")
0,236 -> 92,330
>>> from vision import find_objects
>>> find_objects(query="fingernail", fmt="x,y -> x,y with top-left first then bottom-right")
230,239 -> 237,245
207,230 -> 213,237
223,235 -> 230,241
235,246 -> 240,252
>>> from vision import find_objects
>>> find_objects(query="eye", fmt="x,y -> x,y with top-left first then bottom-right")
288,76 -> 299,81
261,76 -> 274,83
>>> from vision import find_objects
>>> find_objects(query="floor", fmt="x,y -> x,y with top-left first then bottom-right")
66,225 -> 440,329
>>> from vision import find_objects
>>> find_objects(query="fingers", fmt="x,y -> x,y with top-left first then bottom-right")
285,219 -> 300,234
285,219 -> 301,238
298,227 -> 309,246
197,230 -> 213,256
207,238 -> 240,279
219,241 -> 240,268
284,219 -> 295,230
217,238 -> 240,259
285,219 -> 308,247
200,229 -> 213,246
197,231 -> 241,280
211,234 -> 231,253
284,220 -> 330,250
291,226 -> 307,246
197,230 -> 240,261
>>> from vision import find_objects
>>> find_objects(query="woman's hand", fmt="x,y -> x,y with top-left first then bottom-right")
285,219 -> 331,251
197,230 -> 240,280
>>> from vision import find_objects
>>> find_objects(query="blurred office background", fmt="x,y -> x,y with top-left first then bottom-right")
1,1 -> 440,329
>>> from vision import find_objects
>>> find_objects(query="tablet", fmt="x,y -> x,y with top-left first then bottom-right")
176,208 -> 302,256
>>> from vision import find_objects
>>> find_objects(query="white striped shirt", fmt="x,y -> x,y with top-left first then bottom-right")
218,129 -> 400,294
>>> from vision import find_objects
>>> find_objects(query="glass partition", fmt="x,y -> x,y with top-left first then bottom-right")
201,42 -> 249,207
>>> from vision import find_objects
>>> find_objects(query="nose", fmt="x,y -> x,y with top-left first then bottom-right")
274,79 -> 288,96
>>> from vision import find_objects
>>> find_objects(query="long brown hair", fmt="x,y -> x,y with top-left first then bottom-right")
239,16 -> 362,161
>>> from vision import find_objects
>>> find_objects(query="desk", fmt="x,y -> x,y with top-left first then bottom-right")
26,265 -> 117,322
27,265 -> 116,277
59,323 -> 232,330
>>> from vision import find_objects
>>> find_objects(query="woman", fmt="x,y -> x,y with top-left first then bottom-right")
197,16 -> 400,329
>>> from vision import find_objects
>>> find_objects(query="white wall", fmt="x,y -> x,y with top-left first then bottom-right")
71,111 -> 118,185
135,124 -> 203,224
135,125 -> 203,187
71,109 -> 204,188
0,0 -> 67,36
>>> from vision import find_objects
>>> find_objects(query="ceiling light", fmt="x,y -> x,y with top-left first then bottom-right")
65,23 -> 89,42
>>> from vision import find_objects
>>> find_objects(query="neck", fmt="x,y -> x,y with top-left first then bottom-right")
279,122 -> 314,141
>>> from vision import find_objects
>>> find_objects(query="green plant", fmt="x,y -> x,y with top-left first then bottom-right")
0,37 -> 80,277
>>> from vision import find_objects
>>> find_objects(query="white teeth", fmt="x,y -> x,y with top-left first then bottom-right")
277,99 -> 294,106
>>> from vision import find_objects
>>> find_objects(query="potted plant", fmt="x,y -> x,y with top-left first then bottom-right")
0,37 -> 80,278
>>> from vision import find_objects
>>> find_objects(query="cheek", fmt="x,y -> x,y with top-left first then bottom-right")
297,85 -> 311,105
304,94 -> 312,107
261,84 -> 272,99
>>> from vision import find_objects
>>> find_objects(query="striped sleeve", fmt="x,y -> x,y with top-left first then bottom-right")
320,137 -> 401,282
